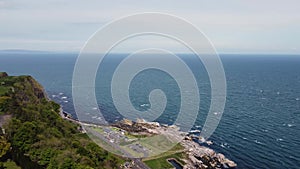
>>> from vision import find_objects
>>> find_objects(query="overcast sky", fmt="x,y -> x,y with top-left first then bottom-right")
0,0 -> 299,54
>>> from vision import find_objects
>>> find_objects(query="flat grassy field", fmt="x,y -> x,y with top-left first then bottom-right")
143,152 -> 186,169
143,144 -> 186,169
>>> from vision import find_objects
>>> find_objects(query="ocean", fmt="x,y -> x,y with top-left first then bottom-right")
0,52 -> 299,169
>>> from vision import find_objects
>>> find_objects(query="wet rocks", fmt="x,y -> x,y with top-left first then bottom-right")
181,137 -> 237,169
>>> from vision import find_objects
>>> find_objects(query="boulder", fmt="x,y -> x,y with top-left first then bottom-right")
0,72 -> 8,78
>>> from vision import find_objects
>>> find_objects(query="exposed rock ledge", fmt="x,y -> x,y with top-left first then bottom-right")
115,119 -> 237,169
181,138 -> 237,169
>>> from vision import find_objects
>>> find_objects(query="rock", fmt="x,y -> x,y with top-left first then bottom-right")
206,140 -> 213,145
0,72 -> 8,78
184,136 -> 192,140
121,119 -> 133,126
136,118 -> 146,123
225,159 -> 237,168
217,153 -> 225,161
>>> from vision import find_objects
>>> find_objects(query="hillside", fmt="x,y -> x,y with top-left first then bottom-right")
0,72 -> 124,169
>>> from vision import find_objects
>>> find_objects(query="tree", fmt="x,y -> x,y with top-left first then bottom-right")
0,136 -> 10,158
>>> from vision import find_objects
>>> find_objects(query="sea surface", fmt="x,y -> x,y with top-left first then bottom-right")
0,52 -> 300,169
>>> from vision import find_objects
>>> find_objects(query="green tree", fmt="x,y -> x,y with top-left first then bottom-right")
0,136 -> 10,158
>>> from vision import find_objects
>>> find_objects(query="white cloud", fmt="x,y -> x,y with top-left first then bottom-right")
0,0 -> 299,53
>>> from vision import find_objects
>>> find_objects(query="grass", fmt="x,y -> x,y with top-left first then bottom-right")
3,160 -> 21,169
143,143 -> 186,169
111,127 -> 121,131
124,132 -> 148,139
138,134 -> 179,157
0,86 -> 9,96
92,126 -> 104,133
144,158 -> 173,169
143,152 -> 186,169
143,143 -> 185,161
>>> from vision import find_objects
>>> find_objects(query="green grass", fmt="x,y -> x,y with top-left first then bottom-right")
143,143 -> 185,160
143,152 -> 186,169
3,160 -> 21,169
111,127 -> 121,131
144,158 -> 173,169
143,143 -> 186,169
0,86 -> 9,96
137,134 -> 179,157
125,132 -> 148,139
73,132 -> 90,139
92,126 -> 104,133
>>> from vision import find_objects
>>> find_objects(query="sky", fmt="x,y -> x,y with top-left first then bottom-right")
0,0 -> 299,54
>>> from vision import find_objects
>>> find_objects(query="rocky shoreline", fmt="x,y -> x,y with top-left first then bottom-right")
181,138 -> 236,169
113,119 -> 237,169
59,111 -> 237,169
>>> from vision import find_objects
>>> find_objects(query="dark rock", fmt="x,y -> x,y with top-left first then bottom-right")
0,72 -> 8,78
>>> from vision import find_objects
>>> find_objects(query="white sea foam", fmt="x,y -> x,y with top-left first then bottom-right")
254,140 -> 264,145
220,142 -> 229,148
140,103 -> 149,107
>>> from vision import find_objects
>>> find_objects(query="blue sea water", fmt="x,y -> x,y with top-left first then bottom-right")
0,52 -> 300,169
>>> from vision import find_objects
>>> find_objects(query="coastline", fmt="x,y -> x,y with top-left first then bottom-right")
58,108 -> 237,169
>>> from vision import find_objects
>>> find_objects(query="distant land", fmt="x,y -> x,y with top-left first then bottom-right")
0,49 -> 55,54
0,49 -> 299,56
0,49 -> 79,55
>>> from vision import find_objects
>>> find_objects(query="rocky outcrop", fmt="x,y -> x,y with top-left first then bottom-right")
112,118 -> 157,134
181,138 -> 237,169
26,75 -> 46,99
0,72 -> 8,78
114,118 -> 237,169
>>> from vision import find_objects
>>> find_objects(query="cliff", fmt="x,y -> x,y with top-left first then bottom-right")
0,72 -> 124,169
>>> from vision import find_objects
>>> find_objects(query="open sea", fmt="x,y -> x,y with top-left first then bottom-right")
0,52 -> 300,169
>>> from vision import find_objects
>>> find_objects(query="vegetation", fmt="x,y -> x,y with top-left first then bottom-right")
2,160 -> 21,169
143,144 -> 186,169
143,152 -> 186,169
0,73 -> 124,169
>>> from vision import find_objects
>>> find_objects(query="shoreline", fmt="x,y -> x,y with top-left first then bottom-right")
58,109 -> 237,169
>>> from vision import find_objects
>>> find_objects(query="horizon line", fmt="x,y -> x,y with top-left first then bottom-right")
0,49 -> 299,56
